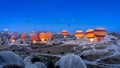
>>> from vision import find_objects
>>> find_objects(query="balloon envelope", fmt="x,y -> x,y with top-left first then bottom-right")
62,30 -> 68,38
94,28 -> 107,41
74,30 -> 84,39
86,29 -> 95,42
46,32 -> 52,40
11,35 -> 17,42
31,33 -> 38,43
21,34 -> 27,41
39,33 -> 46,41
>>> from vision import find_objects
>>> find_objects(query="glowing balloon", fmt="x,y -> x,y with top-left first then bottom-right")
94,27 -> 107,41
74,30 -> 84,39
86,29 -> 95,42
11,35 -> 17,43
21,34 -> 27,41
31,33 -> 38,44
46,32 -> 53,40
62,30 -> 68,38
39,33 -> 46,41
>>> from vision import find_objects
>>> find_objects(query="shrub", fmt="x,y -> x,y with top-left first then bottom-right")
12,50 -> 15,52
60,52 -> 64,54
47,51 -> 51,54
47,60 -> 54,68
55,66 -> 60,68
31,56 -> 40,63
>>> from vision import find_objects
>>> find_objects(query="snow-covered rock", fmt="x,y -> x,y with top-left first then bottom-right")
64,35 -> 117,46
34,62 -> 47,68
55,54 -> 87,68
0,51 -> 24,67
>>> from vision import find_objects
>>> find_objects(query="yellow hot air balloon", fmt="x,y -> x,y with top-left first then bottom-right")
86,29 -> 95,42
74,30 -> 84,39
39,33 -> 46,42
62,30 -> 68,38
94,27 -> 107,41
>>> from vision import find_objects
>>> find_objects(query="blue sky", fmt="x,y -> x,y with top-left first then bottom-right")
0,0 -> 120,32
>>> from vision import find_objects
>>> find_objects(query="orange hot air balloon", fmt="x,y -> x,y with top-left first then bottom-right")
74,30 -> 84,39
94,28 -> 107,41
86,29 -> 95,42
39,33 -> 46,41
21,34 -> 27,41
62,30 -> 68,38
31,33 -> 38,44
46,32 -> 53,40
11,35 -> 17,43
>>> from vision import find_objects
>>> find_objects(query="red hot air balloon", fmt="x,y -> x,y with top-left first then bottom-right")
21,34 -> 27,41
62,30 -> 68,38
11,35 -> 17,43
94,28 -> 107,41
46,32 -> 53,40
31,33 -> 38,44
86,29 -> 95,42
39,32 -> 53,44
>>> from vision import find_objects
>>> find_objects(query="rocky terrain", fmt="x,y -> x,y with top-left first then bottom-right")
0,32 -> 120,68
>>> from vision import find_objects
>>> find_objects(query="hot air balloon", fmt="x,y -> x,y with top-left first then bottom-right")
31,33 -> 38,44
94,27 -> 107,41
86,29 -> 95,42
39,33 -> 46,41
74,30 -> 84,39
46,32 -> 53,40
21,34 -> 27,41
62,30 -> 68,38
11,35 -> 17,43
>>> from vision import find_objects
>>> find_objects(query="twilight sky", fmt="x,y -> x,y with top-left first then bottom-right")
0,0 -> 120,32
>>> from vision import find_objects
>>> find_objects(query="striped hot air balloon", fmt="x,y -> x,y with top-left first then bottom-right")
11,35 -> 17,43
31,33 -> 38,44
94,28 -> 107,41
86,29 -> 95,42
62,30 -> 68,38
74,30 -> 84,39
21,34 -> 27,41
